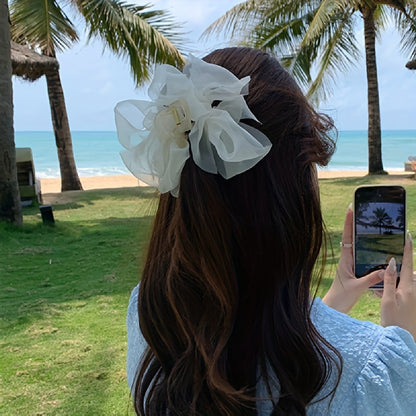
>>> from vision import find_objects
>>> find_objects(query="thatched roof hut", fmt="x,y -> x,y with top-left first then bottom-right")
11,41 -> 59,81
406,60 -> 416,70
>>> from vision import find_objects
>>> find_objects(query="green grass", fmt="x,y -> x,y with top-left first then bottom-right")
0,187 -> 158,416
317,174 -> 416,320
1,175 -> 415,415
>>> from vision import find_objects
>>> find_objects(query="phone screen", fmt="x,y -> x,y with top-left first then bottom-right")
354,186 -> 406,287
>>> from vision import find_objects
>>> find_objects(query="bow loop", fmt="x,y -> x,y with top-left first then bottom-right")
115,55 -> 272,196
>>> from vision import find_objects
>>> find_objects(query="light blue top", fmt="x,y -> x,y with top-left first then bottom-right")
126,285 -> 416,415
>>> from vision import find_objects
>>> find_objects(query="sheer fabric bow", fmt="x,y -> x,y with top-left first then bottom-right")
115,55 -> 272,196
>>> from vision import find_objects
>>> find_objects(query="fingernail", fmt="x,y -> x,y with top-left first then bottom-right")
387,257 -> 396,272
347,203 -> 352,212
407,230 -> 412,242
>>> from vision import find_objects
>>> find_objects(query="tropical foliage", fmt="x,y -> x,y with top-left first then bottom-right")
371,207 -> 392,233
9,0 -> 185,191
205,0 -> 416,174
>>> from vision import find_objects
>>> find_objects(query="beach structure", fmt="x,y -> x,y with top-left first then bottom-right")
15,147 -> 41,205
10,42 -> 55,205
406,60 -> 416,70
10,41 -> 59,80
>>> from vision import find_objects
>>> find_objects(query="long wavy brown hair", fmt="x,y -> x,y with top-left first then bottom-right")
134,47 -> 340,415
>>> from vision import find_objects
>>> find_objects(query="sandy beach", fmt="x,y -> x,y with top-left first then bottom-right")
39,175 -> 145,204
40,175 -> 143,193
40,170 -> 413,192
39,171 -> 414,205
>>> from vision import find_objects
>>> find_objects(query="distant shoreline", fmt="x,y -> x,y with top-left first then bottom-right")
15,129 -> 416,133
39,170 -> 414,194
16,130 -> 416,177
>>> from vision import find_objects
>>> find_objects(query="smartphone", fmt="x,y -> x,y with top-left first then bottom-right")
354,185 -> 406,289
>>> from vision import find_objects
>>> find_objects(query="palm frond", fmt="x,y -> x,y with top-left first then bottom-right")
10,0 -> 78,55
246,7 -> 319,85
391,0 -> 416,59
307,12 -> 360,103
253,12 -> 310,53
282,2 -> 349,80
300,0 -> 346,43
372,5 -> 391,39
202,0 -> 266,41
236,0 -> 358,101
373,0 -> 407,14
71,0 -> 185,83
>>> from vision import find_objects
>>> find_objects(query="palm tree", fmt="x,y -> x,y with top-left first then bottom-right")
0,0 -> 22,224
396,205 -> 405,228
204,0 -> 416,174
371,207 -> 392,233
9,0 -> 184,191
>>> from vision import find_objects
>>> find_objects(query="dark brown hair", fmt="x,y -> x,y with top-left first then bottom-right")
134,47 -> 340,415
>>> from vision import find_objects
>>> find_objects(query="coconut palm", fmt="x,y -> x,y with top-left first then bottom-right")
371,207 -> 392,233
0,0 -> 22,224
396,205 -> 405,228
204,0 -> 416,174
9,0 -> 184,191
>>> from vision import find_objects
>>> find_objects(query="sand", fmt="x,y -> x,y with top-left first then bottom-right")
40,175 -> 142,193
39,175 -> 145,205
39,171 -> 414,205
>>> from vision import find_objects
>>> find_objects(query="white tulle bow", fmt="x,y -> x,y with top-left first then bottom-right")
114,55 -> 272,196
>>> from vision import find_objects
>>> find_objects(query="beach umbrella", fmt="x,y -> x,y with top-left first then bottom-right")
406,60 -> 416,70
10,41 -> 59,81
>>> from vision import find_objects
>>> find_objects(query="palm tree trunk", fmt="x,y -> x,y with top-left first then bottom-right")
0,0 -> 22,225
362,6 -> 386,175
45,68 -> 83,191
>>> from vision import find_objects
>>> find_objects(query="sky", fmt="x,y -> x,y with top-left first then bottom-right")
11,0 -> 416,132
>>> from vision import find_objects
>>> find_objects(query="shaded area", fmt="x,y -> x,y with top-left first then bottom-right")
0,187 -> 155,415
355,234 -> 403,277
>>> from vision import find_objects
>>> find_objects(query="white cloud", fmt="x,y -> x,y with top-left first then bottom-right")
12,1 -> 416,131
152,0 -> 239,28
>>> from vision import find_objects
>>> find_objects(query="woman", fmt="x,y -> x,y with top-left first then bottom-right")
116,47 -> 416,415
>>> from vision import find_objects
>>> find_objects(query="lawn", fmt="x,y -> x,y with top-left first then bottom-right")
1,175 -> 415,415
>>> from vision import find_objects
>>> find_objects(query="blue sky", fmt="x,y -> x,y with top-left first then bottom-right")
12,0 -> 416,132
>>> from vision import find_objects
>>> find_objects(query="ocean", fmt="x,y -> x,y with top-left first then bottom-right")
14,130 -> 416,178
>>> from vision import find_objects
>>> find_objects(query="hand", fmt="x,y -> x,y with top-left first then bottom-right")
381,235 -> 416,341
322,208 -> 383,314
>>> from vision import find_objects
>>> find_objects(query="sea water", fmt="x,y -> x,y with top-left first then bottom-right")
14,130 -> 416,178
15,131 -> 128,178
328,130 -> 416,171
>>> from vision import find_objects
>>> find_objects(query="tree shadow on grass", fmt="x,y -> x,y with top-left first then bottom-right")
1,210 -> 151,414
23,186 -> 159,215
319,173 -> 415,188
0,213 -> 154,326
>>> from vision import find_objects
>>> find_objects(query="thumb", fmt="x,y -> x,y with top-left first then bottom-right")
382,258 -> 397,303
358,269 -> 384,289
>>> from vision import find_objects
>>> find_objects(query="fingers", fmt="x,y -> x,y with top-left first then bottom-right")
340,207 -> 354,267
382,257 -> 397,303
373,289 -> 383,299
341,207 -> 353,247
399,233 -> 413,290
358,269 -> 384,290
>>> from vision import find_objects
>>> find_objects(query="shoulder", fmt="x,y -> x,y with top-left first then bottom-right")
127,284 -> 139,322
126,284 -> 147,392
309,298 -> 416,415
311,297 -> 384,358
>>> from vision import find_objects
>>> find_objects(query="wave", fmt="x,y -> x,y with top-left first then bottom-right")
18,130 -> 415,178
36,166 -> 130,178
